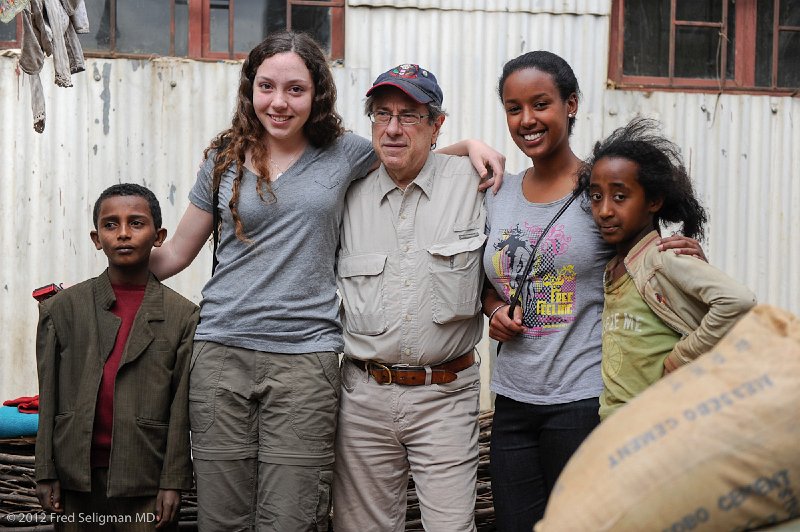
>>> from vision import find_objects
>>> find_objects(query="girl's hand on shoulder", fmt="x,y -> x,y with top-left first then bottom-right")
436,139 -> 506,192
657,234 -> 707,262
478,168 -> 504,193
488,304 -> 524,342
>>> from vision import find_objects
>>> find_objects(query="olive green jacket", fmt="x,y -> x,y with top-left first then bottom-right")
35,271 -> 198,496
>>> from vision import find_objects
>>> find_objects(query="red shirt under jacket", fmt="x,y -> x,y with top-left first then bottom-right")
90,284 -> 145,468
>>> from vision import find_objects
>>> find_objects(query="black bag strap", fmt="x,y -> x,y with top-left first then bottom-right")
506,185 -> 584,319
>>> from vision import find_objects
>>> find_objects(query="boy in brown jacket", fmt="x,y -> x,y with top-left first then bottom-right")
35,183 -> 198,530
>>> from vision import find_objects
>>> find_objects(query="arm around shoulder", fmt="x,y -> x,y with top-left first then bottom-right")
436,139 -> 505,191
150,204 -> 213,281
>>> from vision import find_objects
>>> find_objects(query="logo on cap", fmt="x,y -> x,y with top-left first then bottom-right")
389,64 -> 429,80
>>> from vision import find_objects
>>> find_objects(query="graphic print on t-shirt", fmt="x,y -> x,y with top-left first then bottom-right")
490,222 -> 576,337
602,310 -> 643,376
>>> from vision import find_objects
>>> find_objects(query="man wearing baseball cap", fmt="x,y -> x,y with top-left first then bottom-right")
333,64 -> 486,531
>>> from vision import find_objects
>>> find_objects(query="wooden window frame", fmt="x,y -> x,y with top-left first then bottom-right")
73,0 -> 181,60
0,15 -> 22,49
608,0 -> 799,95
2,0 -> 345,61
198,0 -> 344,60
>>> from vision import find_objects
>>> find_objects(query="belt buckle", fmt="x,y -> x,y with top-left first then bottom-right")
392,363 -> 433,386
368,362 -> 393,385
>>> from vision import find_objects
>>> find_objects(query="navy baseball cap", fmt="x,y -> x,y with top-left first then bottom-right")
366,64 -> 444,107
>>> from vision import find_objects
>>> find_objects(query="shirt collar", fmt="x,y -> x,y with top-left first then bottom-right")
376,154 -> 436,202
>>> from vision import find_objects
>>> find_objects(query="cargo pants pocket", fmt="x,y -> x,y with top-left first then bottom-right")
188,341 -> 228,433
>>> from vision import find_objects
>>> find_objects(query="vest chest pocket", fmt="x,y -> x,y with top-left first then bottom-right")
427,234 -> 486,324
337,254 -> 389,335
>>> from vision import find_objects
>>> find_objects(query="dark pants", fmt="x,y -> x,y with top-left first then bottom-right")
489,394 -> 600,532
57,468 -> 176,532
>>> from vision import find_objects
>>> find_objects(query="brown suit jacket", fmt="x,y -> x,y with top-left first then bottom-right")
35,271 -> 199,497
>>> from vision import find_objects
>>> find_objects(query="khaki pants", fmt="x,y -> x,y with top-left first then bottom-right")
333,358 -> 480,532
57,468 -> 173,532
189,342 -> 339,532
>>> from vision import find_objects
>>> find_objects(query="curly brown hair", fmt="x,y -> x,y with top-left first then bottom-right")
204,31 -> 345,241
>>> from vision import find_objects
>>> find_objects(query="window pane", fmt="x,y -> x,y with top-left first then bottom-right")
676,0 -> 722,22
175,0 -> 189,56
755,0 -> 774,86
233,0 -> 284,54
116,0 -> 171,54
780,0 -> 800,25
291,5 -> 331,55
777,31 -> 800,87
0,19 -> 15,41
725,0 -> 735,79
79,0 -> 112,51
675,27 -> 719,78
210,0 -> 229,53
623,0 -> 669,76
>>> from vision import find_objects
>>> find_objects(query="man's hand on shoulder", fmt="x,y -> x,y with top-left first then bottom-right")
466,139 -> 505,193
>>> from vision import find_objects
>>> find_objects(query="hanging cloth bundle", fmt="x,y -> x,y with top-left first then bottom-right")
15,0 -> 88,132
0,0 -> 30,23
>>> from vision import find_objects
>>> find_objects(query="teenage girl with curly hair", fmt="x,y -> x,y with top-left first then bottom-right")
150,30 -> 503,531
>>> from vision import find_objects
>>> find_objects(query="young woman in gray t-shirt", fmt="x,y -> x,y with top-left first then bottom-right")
481,50 -> 705,531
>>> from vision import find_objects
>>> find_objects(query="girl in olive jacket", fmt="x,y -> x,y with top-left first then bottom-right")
580,118 -> 756,420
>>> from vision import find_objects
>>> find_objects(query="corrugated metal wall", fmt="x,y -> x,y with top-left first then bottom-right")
1,1 -> 797,404
348,0 -> 609,15
0,55 -> 243,400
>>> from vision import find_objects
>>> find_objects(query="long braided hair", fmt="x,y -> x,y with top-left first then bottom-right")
204,31 -> 344,241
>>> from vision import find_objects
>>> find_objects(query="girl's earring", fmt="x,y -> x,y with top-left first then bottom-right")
568,113 -> 575,118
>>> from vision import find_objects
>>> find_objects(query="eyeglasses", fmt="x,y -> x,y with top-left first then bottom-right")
368,111 -> 430,126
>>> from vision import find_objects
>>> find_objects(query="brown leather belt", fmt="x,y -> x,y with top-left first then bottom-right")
349,351 -> 475,386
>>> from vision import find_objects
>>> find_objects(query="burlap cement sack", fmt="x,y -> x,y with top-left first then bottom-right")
763,518 -> 800,531
535,305 -> 800,532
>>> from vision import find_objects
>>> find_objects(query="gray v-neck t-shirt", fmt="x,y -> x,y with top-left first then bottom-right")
189,132 -> 376,354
